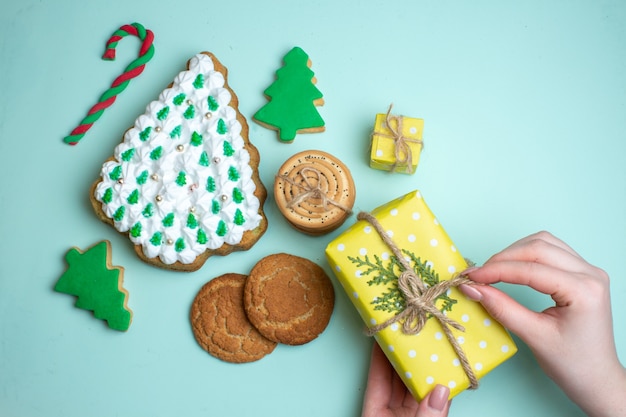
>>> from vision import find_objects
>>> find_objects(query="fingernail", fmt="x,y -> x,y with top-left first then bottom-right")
459,283 -> 483,301
460,266 -> 480,276
428,384 -> 450,411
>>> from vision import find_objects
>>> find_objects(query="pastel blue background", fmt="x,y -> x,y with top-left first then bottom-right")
1,1 -> 624,416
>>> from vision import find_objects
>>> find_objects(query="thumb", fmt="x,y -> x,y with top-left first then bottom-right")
416,384 -> 451,416
459,284 -> 547,343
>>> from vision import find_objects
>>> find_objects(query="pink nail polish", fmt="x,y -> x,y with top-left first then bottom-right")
459,284 -> 483,301
428,384 -> 450,411
460,266 -> 480,276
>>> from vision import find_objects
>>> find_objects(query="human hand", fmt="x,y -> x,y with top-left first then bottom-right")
361,342 -> 451,417
459,231 -> 626,417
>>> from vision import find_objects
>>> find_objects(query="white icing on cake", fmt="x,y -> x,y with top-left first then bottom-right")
94,54 -> 262,265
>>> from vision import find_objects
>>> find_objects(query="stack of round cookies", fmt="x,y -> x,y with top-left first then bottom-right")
190,253 -> 335,363
274,150 -> 356,235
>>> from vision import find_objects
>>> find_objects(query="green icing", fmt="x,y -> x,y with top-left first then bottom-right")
187,213 -> 198,229
216,220 -> 227,237
113,206 -> 125,222
206,176 -> 216,193
173,93 -> 186,106
193,74 -> 204,89
223,141 -> 234,157
139,126 -> 152,141
234,209 -> 245,226
183,105 -> 195,119
142,203 -> 154,218
121,148 -> 135,162
175,238 -> 186,253
233,187 -> 244,204
157,106 -> 170,121
150,232 -> 163,246
197,229 -> 208,244
199,151 -> 210,167
207,96 -> 219,111
162,213 -> 175,227
176,172 -> 187,187
150,146 -> 163,160
217,119 -> 227,135
252,46 -> 325,142
190,131 -> 203,146
127,189 -> 139,205
130,222 -> 142,238
54,241 -> 132,331
211,200 -> 220,214
102,188 -> 113,204
170,125 -> 182,139
228,166 -> 240,181
136,170 -> 148,185
109,165 -> 122,181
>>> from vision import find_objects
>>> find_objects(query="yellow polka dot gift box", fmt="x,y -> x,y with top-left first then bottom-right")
325,190 -> 517,400
369,106 -> 424,174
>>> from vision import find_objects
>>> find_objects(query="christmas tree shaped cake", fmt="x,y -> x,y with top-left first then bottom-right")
91,52 -> 267,272
55,241 -> 132,331
253,47 -> 325,143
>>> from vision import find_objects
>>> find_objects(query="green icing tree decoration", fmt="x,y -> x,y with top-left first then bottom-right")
233,187 -> 244,204
228,166 -> 240,181
206,176 -> 216,193
102,188 -> 113,204
136,170 -> 148,185
193,74 -> 204,89
130,222 -> 142,238
223,141 -> 234,157
173,93 -> 186,106
121,148 -> 135,161
349,250 -> 458,316
216,220 -> 228,237
197,228 -> 207,244
199,151 -> 210,167
234,208 -> 245,226
150,232 -> 163,246
176,171 -> 187,186
170,125 -> 182,139
54,241 -> 132,331
109,165 -> 122,181
207,95 -> 219,111
139,126 -> 152,141
217,119 -> 227,134
157,106 -> 170,121
187,213 -> 198,229
150,146 -> 163,160
127,189 -> 139,205
253,46 -> 325,142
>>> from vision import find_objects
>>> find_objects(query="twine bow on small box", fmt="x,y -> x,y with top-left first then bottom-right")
357,211 -> 479,390
375,104 -> 424,174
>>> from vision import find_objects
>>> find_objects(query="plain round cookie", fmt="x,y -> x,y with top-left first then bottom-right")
244,253 -> 335,345
190,273 -> 277,363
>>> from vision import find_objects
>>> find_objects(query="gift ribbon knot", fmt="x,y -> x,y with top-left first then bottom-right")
357,211 -> 479,390
377,104 -> 424,173
277,167 -> 353,214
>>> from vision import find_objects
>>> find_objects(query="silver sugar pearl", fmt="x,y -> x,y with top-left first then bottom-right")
212,157 -> 221,164
155,126 -> 162,133
220,194 -> 228,202
187,99 -> 193,105
166,238 -> 174,245
117,178 -> 124,184
155,195 -> 163,203
176,144 -> 184,152
205,112 -> 213,119
150,174 -> 159,181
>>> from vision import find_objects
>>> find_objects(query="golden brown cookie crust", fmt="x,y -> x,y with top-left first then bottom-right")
244,253 -> 335,345
190,273 -> 277,363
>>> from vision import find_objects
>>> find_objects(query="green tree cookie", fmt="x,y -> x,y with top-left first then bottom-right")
253,47 -> 325,142
55,241 -> 132,331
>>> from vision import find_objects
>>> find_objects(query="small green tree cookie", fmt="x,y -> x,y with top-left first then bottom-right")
55,241 -> 132,331
253,46 -> 325,142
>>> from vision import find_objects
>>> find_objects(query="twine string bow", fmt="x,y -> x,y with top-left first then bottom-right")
277,167 -> 353,214
378,104 -> 424,173
357,211 -> 479,389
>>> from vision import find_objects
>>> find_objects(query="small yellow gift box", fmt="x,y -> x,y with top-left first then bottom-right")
370,106 -> 424,174
325,190 -> 517,400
